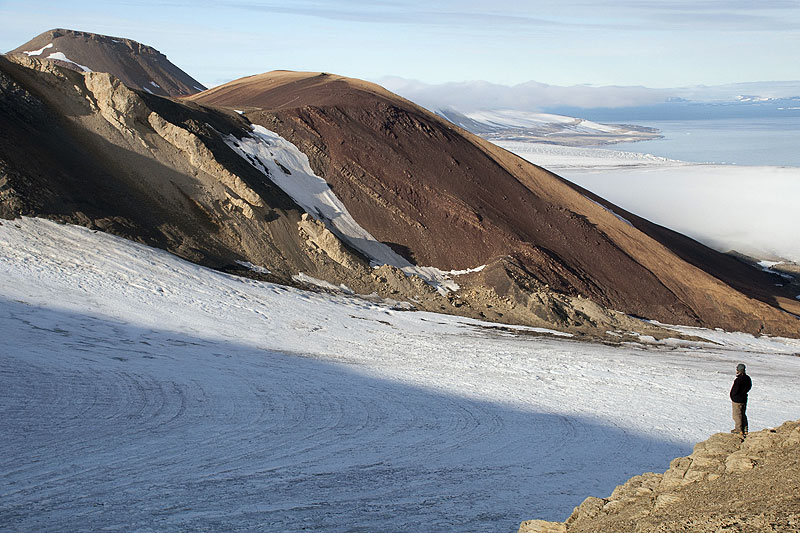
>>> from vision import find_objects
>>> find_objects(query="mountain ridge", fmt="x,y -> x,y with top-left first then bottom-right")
2,30 -> 798,338
191,70 -> 799,336
7,28 -> 205,97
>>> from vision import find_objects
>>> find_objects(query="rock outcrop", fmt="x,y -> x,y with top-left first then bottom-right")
520,420 -> 800,532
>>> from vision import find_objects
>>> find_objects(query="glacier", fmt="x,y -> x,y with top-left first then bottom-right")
2,217 -> 799,532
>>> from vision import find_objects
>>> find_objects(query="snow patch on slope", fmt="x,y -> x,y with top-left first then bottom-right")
46,51 -> 92,72
22,43 -> 53,56
236,260 -> 271,275
223,125 -> 469,294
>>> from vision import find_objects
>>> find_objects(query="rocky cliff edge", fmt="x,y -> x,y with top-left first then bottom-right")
520,420 -> 800,532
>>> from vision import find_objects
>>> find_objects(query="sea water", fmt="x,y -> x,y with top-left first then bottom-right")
603,117 -> 800,167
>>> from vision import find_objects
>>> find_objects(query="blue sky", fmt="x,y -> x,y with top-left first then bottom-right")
1,0 -> 799,90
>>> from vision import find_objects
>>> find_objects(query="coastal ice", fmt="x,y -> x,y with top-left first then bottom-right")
2,217 -> 798,532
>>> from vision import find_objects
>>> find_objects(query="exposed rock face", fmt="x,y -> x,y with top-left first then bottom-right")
190,71 -> 799,337
7,28 -> 205,96
519,420 -> 800,533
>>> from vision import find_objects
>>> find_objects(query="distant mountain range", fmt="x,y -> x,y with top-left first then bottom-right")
381,77 -> 800,121
435,108 -> 661,147
2,28 -> 798,338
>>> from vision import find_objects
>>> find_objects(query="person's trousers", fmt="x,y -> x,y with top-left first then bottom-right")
732,401 -> 748,434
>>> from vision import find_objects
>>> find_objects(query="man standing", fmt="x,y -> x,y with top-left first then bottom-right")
730,363 -> 752,436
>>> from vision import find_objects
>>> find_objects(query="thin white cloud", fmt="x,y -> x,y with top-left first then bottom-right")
378,76 -> 800,112
379,77 -> 671,111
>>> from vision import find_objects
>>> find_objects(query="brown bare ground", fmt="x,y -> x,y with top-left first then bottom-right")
520,420 -> 800,533
190,71 -> 800,337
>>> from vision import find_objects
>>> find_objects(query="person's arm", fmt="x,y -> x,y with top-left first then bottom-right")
730,377 -> 742,399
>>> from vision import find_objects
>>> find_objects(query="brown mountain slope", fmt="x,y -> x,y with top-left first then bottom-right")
520,420 -> 800,532
7,28 -> 205,97
189,71 -> 799,336
3,53 -> 651,338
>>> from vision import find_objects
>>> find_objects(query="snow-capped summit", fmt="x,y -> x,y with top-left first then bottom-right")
436,108 -> 661,147
7,28 -> 206,96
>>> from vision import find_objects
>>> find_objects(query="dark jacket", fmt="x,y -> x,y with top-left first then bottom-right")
730,373 -> 752,403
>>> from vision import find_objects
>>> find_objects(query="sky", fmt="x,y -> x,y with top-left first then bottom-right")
1,0 -> 799,92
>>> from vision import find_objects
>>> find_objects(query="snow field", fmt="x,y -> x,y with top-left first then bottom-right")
1,218 -> 799,532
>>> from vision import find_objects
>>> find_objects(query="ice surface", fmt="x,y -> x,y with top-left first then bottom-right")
45,51 -> 92,72
2,217 -> 799,532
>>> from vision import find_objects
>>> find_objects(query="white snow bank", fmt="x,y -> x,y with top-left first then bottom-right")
223,125 -> 477,294
46,51 -> 92,72
444,264 -> 487,276
22,42 -> 53,56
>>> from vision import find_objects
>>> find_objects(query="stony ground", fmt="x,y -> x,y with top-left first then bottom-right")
520,420 -> 800,532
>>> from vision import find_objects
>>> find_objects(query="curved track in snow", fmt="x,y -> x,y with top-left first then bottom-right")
0,302 -> 680,532
2,219 -> 800,532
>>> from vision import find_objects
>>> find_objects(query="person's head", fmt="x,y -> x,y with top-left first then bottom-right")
736,363 -> 746,375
